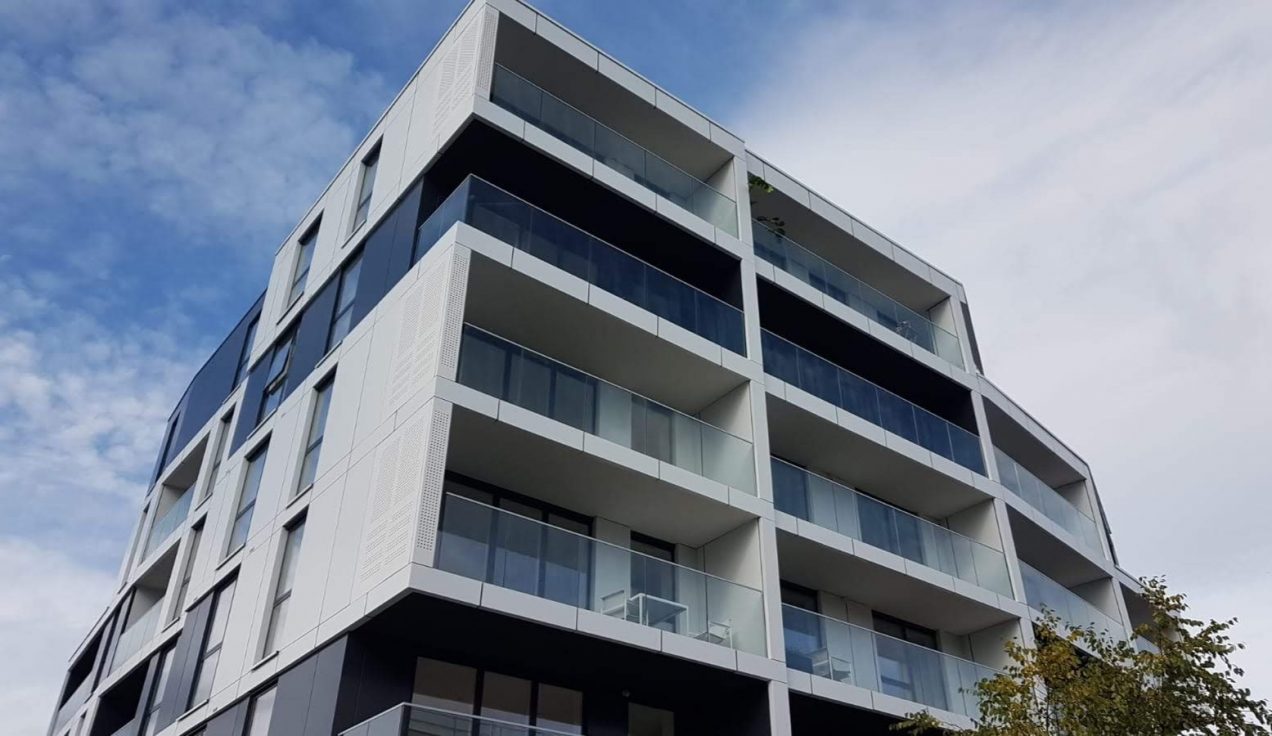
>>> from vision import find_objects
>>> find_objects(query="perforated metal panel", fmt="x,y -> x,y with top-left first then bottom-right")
415,402 -> 453,564
438,249 -> 469,382
356,415 -> 428,586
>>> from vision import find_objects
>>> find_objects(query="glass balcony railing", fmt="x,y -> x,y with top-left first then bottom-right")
490,64 -> 738,236
109,602 -> 162,672
1018,561 -> 1125,640
783,605 -> 997,718
771,459 -> 1011,596
458,325 -> 756,494
993,448 -> 1102,555
438,493 -> 766,655
762,331 -> 985,474
416,176 -> 745,353
754,222 -> 963,367
143,487 -> 193,558
341,703 -> 583,736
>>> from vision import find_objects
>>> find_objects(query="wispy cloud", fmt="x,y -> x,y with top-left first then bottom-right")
736,0 -> 1272,695
0,2 -> 398,730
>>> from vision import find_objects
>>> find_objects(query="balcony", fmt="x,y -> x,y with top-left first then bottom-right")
762,331 -> 984,474
490,64 -> 738,236
457,325 -> 756,494
142,486 -> 193,559
108,601 -> 162,672
754,222 -> 963,367
437,493 -> 766,656
783,605 -> 996,719
772,459 -> 1011,597
342,703 -> 581,736
994,448 -> 1101,554
418,175 -> 745,354
1018,562 -> 1124,640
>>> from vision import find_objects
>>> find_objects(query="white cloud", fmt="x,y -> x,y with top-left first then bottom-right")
0,0 -> 391,244
0,539 -> 116,736
737,0 -> 1272,696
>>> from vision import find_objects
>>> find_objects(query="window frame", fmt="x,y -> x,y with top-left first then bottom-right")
227,441 -> 269,556
187,576 -> 237,709
326,251 -> 363,352
242,683 -> 277,736
352,142 -> 381,232
257,331 -> 295,424
295,375 -> 335,496
202,410 -> 235,502
171,522 -> 203,623
234,317 -> 259,388
262,516 -> 306,655
288,220 -> 321,306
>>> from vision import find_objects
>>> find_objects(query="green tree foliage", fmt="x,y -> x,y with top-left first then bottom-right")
896,579 -> 1270,735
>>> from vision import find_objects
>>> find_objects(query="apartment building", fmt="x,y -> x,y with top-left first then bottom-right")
47,2 -> 1159,735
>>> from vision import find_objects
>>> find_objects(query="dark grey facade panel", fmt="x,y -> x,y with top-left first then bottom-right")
152,294 -> 265,482
155,595 -> 212,730
289,278 -> 339,394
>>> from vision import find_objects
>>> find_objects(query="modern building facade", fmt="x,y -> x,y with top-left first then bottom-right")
47,2 -> 1158,735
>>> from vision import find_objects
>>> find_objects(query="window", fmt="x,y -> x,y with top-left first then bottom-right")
327,253 -> 363,350
631,533 -> 676,630
243,684 -> 277,736
156,411 -> 181,477
234,317 -> 259,388
171,523 -> 202,622
138,647 -> 174,736
288,222 -> 319,305
296,378 -> 334,494
203,411 -> 234,501
262,518 -> 305,654
873,613 -> 944,707
258,333 -> 295,422
352,143 -> 380,231
411,658 -> 583,734
188,577 -> 237,708
228,443 -> 268,554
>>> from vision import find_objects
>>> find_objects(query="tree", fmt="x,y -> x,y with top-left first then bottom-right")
896,578 -> 1271,735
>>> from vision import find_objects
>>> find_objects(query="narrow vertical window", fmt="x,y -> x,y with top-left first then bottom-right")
188,577 -> 237,708
244,684 -> 277,736
288,221 -> 320,305
327,253 -> 363,350
262,518 -> 305,655
234,317 -> 259,387
352,143 -> 380,231
203,411 -> 234,502
171,523 -> 202,622
228,443 -> 268,554
258,332 -> 294,422
296,378 -> 334,495
137,647 -> 174,736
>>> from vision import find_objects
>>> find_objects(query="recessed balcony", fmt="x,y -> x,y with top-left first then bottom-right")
418,175 -> 745,354
782,604 -> 996,719
772,459 -> 1011,597
994,447 -> 1101,555
141,485 -> 193,561
754,222 -> 962,367
490,64 -> 738,236
456,325 -> 756,495
1018,561 -> 1124,640
762,330 -> 984,474
436,493 -> 766,657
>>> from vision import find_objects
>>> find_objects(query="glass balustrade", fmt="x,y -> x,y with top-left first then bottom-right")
340,703 -> 584,736
143,488 -> 193,559
754,223 -> 963,367
771,459 -> 1011,596
1018,561 -> 1125,640
782,605 -> 997,718
109,602 -> 162,671
993,448 -> 1102,555
415,176 -> 745,353
762,330 -> 985,474
490,64 -> 738,236
457,325 -> 756,494
437,494 -> 766,655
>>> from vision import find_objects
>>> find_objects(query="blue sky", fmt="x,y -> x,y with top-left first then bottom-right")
3,1 -> 1271,732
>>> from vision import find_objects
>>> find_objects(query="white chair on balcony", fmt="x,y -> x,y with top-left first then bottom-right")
810,648 -> 854,683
